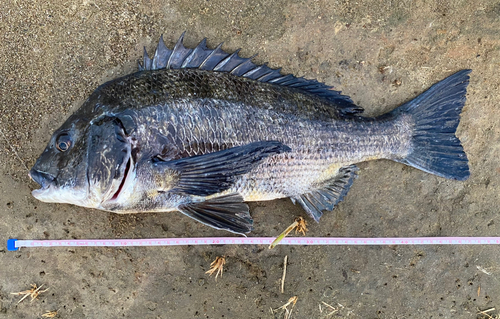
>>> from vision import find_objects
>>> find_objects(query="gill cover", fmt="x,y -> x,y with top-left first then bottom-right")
87,116 -> 132,203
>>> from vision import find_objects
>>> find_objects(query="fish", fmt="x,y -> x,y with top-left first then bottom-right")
29,33 -> 471,234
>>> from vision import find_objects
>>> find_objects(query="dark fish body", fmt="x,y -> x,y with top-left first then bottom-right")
30,34 -> 471,234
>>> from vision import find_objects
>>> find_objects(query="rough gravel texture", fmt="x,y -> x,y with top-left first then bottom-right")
1,1 -> 499,318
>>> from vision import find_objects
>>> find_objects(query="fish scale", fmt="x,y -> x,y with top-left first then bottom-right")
126,95 -> 410,203
29,34 -> 471,234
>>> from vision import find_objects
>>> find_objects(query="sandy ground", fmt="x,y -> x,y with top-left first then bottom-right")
1,0 -> 500,318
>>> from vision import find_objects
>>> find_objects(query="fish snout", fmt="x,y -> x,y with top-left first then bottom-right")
29,169 -> 56,189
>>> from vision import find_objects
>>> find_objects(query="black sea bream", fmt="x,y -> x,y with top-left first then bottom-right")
30,33 -> 471,234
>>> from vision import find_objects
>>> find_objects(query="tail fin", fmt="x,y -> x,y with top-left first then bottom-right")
392,69 -> 471,180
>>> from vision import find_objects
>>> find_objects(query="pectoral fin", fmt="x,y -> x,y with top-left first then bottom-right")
178,194 -> 253,234
293,165 -> 359,222
154,141 -> 290,197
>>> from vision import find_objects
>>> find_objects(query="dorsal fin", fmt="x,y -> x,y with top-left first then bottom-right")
139,33 -> 362,116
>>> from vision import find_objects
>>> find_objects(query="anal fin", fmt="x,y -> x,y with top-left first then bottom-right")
293,165 -> 359,222
178,193 -> 253,234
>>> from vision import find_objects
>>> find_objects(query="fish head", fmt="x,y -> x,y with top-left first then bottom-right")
30,104 -> 135,209
30,114 -> 94,207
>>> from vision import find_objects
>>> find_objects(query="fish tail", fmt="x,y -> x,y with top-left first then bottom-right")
392,69 -> 471,180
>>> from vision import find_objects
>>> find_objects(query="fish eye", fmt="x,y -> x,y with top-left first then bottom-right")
55,133 -> 72,152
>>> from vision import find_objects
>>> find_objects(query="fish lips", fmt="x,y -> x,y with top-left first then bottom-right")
31,184 -> 55,202
29,169 -> 55,190
30,169 -> 58,201
29,169 -> 88,204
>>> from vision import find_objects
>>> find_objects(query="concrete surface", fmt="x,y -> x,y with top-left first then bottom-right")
1,0 -> 499,318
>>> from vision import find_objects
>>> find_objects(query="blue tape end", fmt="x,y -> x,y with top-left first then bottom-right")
7,239 -> 18,251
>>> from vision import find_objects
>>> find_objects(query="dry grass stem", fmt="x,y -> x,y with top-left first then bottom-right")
11,284 -> 49,303
321,301 -> 343,317
477,266 -> 492,275
269,221 -> 297,249
206,256 -> 226,279
42,310 -> 58,318
477,308 -> 496,319
294,217 -> 307,235
281,255 -> 288,294
272,296 -> 298,319
269,217 -> 308,249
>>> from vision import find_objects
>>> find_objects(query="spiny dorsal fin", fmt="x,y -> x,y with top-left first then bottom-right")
138,33 -> 362,115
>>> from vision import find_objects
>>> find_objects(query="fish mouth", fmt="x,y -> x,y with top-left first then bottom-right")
31,184 -> 53,199
30,169 -> 87,204
29,169 -> 55,189
30,169 -> 55,199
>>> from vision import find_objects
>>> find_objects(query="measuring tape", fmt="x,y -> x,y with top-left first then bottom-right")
7,237 -> 500,251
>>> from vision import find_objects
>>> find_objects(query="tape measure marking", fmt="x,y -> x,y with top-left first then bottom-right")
7,237 -> 500,251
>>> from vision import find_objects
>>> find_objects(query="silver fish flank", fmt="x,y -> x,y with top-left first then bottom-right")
30,33 -> 471,234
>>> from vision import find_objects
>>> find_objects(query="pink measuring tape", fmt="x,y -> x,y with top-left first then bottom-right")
7,237 -> 500,251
